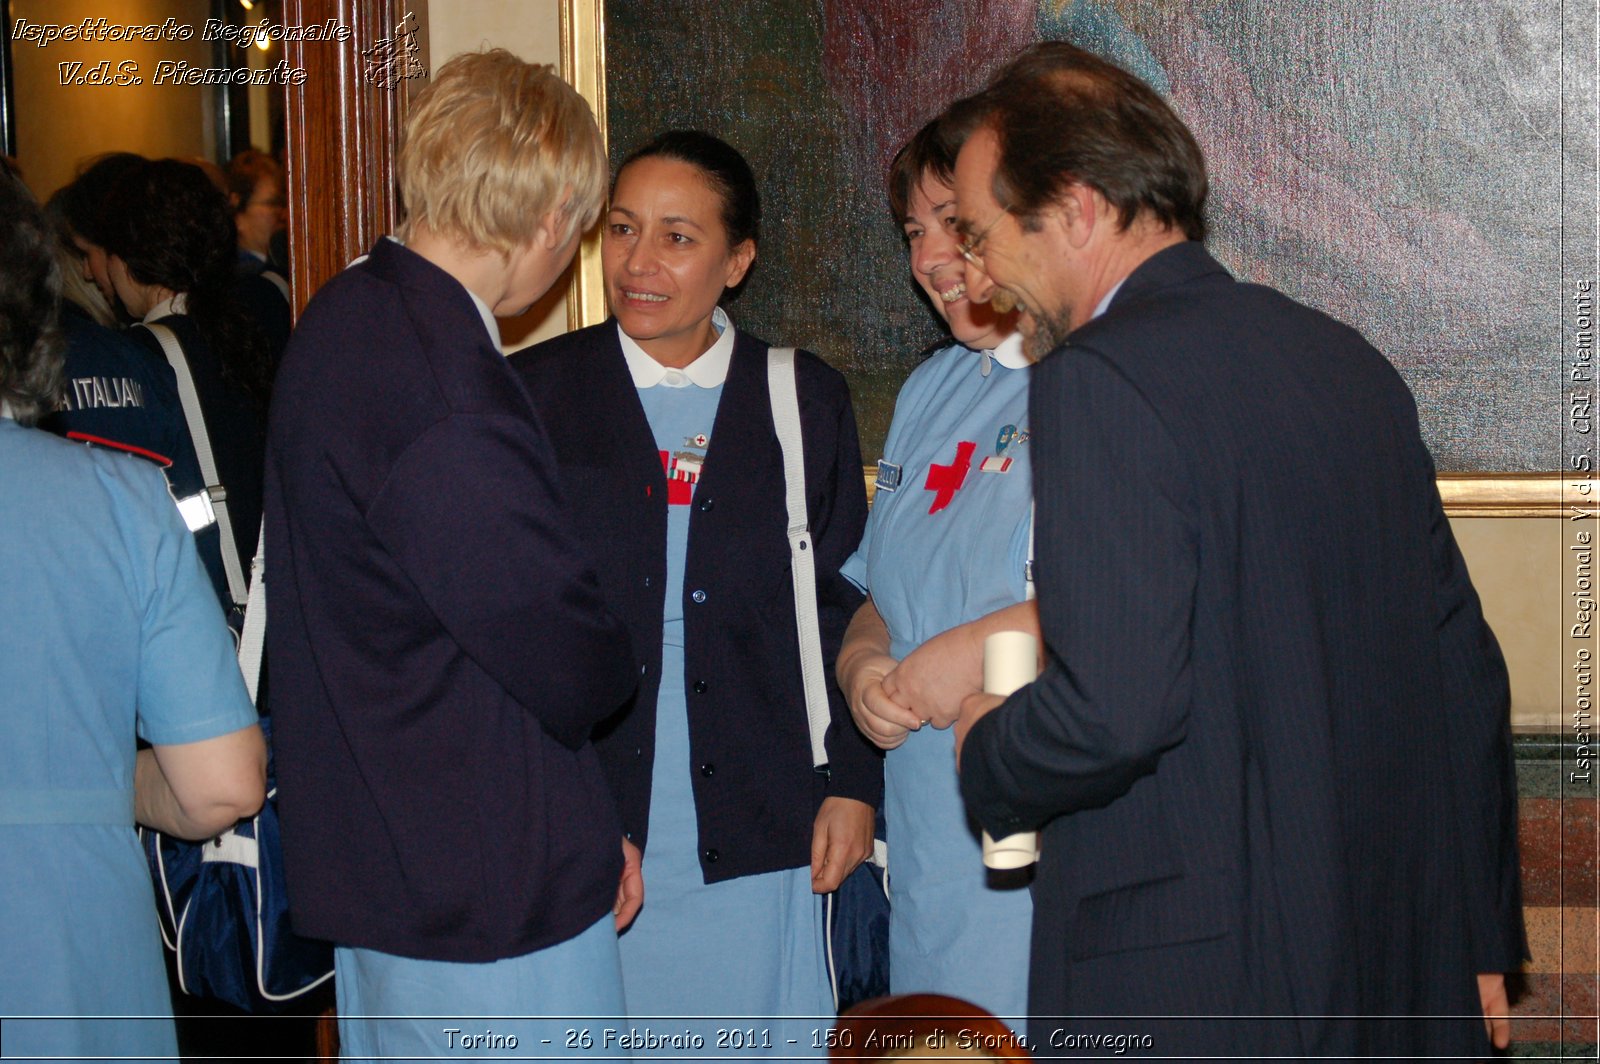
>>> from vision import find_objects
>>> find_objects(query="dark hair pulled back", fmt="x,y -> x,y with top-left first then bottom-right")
617,130 -> 761,250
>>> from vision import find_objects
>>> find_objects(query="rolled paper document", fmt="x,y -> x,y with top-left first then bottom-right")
981,630 -> 1041,870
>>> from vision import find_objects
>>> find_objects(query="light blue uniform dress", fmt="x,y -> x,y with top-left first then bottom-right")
839,337 -> 1036,1025
618,315 -> 832,1058
331,287 -> 627,1064
0,416 -> 258,1063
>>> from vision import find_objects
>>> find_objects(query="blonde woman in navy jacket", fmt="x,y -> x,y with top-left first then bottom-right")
515,131 -> 881,1042
266,52 -> 637,1060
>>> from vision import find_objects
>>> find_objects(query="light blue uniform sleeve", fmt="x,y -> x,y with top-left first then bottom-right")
100,454 -> 259,746
839,353 -> 940,594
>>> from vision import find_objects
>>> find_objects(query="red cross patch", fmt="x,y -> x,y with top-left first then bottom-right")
924,441 -> 976,514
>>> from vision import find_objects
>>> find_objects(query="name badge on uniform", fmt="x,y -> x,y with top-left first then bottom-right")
979,456 -> 1013,474
875,459 -> 902,493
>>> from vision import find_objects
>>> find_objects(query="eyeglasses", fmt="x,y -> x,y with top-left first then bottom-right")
957,212 -> 1006,267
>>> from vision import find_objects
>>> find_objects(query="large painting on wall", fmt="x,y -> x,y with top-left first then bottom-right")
598,0 -> 1594,474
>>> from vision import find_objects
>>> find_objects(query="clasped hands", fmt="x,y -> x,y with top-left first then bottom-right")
845,626 -> 997,752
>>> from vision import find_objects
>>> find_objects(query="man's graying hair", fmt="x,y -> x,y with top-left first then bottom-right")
955,41 -> 1208,241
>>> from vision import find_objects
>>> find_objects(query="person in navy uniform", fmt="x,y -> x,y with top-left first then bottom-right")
265,50 -> 637,1060
948,42 -> 1524,1057
514,130 -> 879,1046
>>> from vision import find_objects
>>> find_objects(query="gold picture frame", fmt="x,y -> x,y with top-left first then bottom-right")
561,0 -> 609,335
558,0 -> 1581,519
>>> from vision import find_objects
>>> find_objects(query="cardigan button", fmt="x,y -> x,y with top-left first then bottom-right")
691,589 -> 707,604
693,679 -> 708,694
703,848 -> 720,863
643,576 -> 652,588
700,762 -> 715,778
698,497 -> 715,512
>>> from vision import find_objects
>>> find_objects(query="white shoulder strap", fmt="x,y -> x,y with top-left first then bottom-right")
237,524 -> 266,701
768,347 -> 830,769
141,322 -> 249,608
260,269 -> 291,304
1025,500 -> 1036,601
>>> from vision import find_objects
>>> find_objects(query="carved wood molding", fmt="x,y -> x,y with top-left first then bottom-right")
281,0 -> 407,319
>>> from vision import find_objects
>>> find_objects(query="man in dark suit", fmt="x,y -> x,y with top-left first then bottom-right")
949,43 -> 1524,1057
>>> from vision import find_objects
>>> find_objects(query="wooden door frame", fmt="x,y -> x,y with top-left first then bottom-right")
280,0 -> 408,316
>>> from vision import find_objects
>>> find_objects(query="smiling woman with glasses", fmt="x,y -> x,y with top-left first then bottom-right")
832,114 -> 1039,1028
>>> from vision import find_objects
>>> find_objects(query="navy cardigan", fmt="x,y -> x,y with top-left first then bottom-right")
265,240 -> 637,961
514,321 -> 882,883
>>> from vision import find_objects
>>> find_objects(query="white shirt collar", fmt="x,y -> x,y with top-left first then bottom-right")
0,399 -> 14,420
986,332 -> 1031,370
463,288 -> 502,352
1092,279 -> 1125,321
620,306 -> 735,389
141,293 -> 189,322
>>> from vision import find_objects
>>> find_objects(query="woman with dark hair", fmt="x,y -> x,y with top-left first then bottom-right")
833,116 -> 1036,1024
43,164 -> 202,502
0,170 -> 265,1064
514,130 -> 880,1036
97,157 -> 271,612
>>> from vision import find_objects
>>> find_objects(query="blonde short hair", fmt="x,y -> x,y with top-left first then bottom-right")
398,50 -> 606,254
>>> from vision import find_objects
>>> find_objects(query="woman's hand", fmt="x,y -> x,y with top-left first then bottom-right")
837,597 -> 923,749
882,601 -> 1041,729
881,625 -> 983,730
810,797 -> 875,894
847,652 -> 924,750
615,836 -> 644,931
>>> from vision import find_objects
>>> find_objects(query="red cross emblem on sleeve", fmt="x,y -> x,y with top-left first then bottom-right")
924,441 -> 976,514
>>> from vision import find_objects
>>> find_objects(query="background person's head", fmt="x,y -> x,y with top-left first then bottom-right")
50,152 -> 146,310
0,173 -> 64,426
98,158 -> 272,403
603,129 -> 759,367
226,149 -> 287,260
98,159 -> 238,316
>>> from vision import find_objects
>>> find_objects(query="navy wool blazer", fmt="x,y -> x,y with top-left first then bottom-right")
514,322 -> 881,883
961,242 -> 1524,1057
265,239 -> 637,962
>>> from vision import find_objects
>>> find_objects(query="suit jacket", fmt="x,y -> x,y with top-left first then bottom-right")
960,242 -> 1524,1056
514,322 -> 881,883
265,239 -> 636,961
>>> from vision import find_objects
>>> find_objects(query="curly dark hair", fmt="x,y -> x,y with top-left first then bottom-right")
0,173 -> 64,425
53,152 -> 146,249
98,158 -> 272,404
